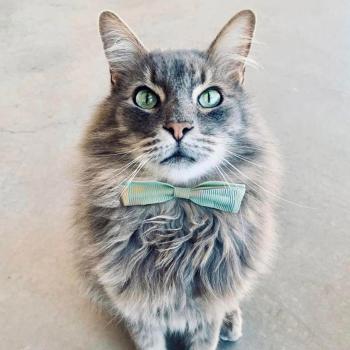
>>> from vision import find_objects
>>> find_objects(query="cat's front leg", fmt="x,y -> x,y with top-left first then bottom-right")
220,305 -> 243,342
128,321 -> 166,350
189,317 -> 222,350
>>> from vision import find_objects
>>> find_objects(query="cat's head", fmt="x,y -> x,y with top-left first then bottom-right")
92,10 -> 256,185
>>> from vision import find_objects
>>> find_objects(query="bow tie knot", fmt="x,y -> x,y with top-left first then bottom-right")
174,186 -> 191,199
120,181 -> 246,213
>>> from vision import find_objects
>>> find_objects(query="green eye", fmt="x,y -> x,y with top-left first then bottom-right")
198,88 -> 222,108
134,88 -> 158,109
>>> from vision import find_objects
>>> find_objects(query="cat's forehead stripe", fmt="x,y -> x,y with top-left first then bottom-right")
147,52 -> 211,96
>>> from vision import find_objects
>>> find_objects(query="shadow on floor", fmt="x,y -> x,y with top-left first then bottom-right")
164,331 -> 239,350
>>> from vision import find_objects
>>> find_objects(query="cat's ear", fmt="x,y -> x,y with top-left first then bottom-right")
99,11 -> 147,85
207,10 -> 256,85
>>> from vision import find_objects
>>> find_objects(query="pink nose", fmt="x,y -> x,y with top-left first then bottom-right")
163,122 -> 193,141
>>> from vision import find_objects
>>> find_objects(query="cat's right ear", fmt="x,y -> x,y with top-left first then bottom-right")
99,11 -> 147,85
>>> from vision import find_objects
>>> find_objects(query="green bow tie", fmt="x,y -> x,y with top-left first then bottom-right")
120,181 -> 246,213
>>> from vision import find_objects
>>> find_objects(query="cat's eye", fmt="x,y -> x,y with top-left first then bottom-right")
198,88 -> 222,108
134,88 -> 159,109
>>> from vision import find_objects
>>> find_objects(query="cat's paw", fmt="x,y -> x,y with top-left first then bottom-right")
219,323 -> 242,342
220,309 -> 243,342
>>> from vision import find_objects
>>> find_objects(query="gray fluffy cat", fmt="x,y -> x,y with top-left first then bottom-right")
74,9 -> 280,350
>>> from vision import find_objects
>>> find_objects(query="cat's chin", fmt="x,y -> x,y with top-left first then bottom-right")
149,157 -> 220,186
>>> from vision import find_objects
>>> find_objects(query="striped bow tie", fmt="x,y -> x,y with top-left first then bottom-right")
120,181 -> 246,213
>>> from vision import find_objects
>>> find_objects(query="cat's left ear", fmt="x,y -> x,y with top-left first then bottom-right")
99,11 -> 147,85
207,10 -> 256,85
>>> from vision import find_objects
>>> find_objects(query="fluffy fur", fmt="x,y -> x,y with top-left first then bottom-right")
74,9 -> 281,350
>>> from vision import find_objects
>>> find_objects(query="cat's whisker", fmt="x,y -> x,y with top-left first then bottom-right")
111,153 -> 149,177
115,136 -> 159,151
128,144 -> 159,162
112,142 -> 158,157
117,156 -> 149,187
215,165 -> 231,186
117,155 -> 152,199
226,142 -> 277,155
132,146 -> 158,158
96,146 -> 150,159
222,158 -> 315,209
227,151 -> 264,169
219,165 -> 234,185
225,149 -> 280,173
104,153 -> 151,197
210,165 -> 247,265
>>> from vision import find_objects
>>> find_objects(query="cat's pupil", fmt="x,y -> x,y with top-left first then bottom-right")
143,91 -> 155,106
143,92 -> 149,104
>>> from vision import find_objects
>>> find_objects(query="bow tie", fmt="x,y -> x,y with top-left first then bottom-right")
120,181 -> 246,213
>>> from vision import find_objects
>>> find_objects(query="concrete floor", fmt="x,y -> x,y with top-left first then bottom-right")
1,0 -> 349,349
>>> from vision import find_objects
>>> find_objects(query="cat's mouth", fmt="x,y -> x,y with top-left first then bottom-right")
160,149 -> 196,165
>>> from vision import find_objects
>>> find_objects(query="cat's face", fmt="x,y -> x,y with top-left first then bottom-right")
97,11 -> 256,185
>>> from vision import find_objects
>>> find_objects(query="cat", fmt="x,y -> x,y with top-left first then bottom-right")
74,9 -> 280,350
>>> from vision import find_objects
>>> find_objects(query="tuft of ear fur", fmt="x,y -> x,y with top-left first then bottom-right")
208,10 -> 256,84
99,11 -> 147,84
